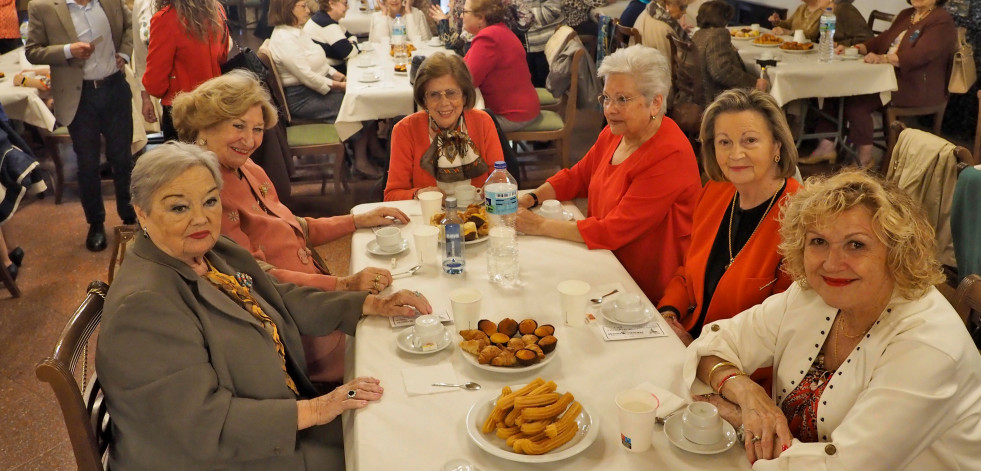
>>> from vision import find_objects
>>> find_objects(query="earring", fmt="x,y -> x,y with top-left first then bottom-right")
650,115 -> 655,121
773,154 -> 780,163
142,227 -> 149,239
196,138 -> 207,146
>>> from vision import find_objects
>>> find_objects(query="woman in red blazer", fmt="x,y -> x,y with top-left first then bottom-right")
385,52 -> 503,201
144,0 -> 229,140
659,89 -> 800,349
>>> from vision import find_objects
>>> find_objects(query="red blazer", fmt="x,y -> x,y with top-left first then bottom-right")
548,119 -> 701,301
219,160 -> 356,292
143,5 -> 229,105
658,179 -> 800,331
464,23 -> 540,123
384,109 -> 504,201
862,8 -> 956,108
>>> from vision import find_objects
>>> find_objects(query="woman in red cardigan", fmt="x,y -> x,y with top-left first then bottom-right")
516,45 -> 701,301
173,71 -> 409,382
659,89 -> 801,347
385,52 -> 504,201
143,0 -> 229,140
804,0 -> 955,167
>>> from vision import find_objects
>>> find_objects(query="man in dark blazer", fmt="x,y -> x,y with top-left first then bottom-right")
25,0 -> 136,251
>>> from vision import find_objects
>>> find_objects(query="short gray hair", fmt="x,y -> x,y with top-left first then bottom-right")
597,44 -> 671,103
130,142 -> 223,213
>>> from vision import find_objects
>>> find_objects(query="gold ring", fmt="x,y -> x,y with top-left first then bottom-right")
372,281 -> 379,290
374,274 -> 381,282
751,436 -> 762,444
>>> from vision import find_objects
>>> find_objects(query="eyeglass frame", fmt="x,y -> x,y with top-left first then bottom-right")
596,93 -> 643,109
424,88 -> 464,103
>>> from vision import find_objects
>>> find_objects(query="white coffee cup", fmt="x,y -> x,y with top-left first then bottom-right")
845,46 -> 860,57
760,51 -> 775,60
613,293 -> 645,323
557,280 -> 590,326
413,225 -> 440,265
750,23 -> 760,32
360,42 -> 375,52
793,29 -> 806,43
411,314 -> 444,350
449,287 -> 482,330
375,226 -> 402,252
615,389 -> 660,453
539,199 -> 563,219
418,191 -> 443,224
681,402 -> 724,445
454,185 -> 482,208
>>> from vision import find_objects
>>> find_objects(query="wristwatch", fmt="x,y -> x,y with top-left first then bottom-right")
528,192 -> 540,209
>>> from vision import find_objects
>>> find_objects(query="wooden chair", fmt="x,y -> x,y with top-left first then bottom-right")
39,126 -> 70,204
0,257 -> 19,297
667,34 -> 704,151
35,281 -> 112,471
107,225 -> 138,284
884,101 -> 948,161
882,121 -> 973,174
952,274 -> 981,350
536,88 -> 561,113
867,10 -> 895,35
610,19 -> 641,54
505,47 -> 585,180
257,43 -> 350,194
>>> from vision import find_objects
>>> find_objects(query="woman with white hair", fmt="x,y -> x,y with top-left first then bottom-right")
515,44 -> 701,301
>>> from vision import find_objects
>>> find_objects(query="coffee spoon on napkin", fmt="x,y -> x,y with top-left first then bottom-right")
432,382 -> 482,390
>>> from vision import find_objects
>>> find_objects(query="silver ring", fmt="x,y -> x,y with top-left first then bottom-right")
413,290 -> 422,297
751,436 -> 762,444
347,389 -> 357,399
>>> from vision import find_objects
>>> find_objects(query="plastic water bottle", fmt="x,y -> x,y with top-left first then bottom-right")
392,14 -> 408,69
819,7 -> 836,62
441,197 -> 465,275
19,21 -> 28,45
483,161 -> 519,284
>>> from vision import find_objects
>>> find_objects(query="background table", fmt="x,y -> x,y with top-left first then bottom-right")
340,0 -> 374,36
0,48 -> 56,131
342,199 -> 752,470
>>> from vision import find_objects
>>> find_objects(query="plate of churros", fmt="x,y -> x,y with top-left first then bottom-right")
465,379 -> 600,463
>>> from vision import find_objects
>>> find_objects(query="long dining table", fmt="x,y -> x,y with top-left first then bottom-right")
0,48 -> 57,131
342,199 -> 752,470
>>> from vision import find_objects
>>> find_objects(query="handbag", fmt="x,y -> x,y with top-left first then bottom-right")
221,42 -> 268,80
948,27 -> 976,94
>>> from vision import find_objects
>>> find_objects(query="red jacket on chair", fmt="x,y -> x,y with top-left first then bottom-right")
143,5 -> 229,105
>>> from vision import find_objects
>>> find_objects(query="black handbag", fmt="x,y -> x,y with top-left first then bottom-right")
221,42 -> 268,80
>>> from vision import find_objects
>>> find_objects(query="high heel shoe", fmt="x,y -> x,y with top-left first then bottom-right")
798,151 -> 837,165
8,247 -> 23,267
5,263 -> 17,281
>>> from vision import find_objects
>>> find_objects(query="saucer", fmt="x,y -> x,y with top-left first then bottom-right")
663,414 -> 737,454
359,72 -> 380,83
601,299 -> 655,326
367,239 -> 409,255
836,54 -> 862,60
396,327 -> 452,354
428,37 -> 443,47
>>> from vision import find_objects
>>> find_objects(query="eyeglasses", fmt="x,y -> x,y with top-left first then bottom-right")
597,94 -> 640,108
425,88 -> 463,102
461,9 -> 473,14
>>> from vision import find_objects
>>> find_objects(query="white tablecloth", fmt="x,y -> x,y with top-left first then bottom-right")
340,0 -> 374,36
0,48 -> 56,131
343,199 -> 752,470
732,35 -> 898,107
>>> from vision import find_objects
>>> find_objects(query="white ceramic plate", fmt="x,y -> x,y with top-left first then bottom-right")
367,238 -> 409,256
396,327 -> 453,354
780,47 -> 817,54
459,344 -> 556,373
753,41 -> 782,47
600,299 -> 656,326
428,37 -> 443,47
663,414 -> 738,455
466,392 -> 599,463
835,54 -> 862,60
465,234 -> 490,245
359,72 -> 380,82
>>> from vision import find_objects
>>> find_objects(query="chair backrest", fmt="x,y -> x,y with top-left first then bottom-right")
867,10 -> 895,35
953,274 -> 981,348
884,121 -> 973,173
256,42 -> 296,126
107,225 -> 137,284
611,19 -> 641,54
667,34 -> 703,108
561,46 -> 584,133
35,281 -> 112,471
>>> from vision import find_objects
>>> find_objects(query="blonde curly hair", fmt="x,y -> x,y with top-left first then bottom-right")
777,170 -> 945,299
171,70 -> 279,143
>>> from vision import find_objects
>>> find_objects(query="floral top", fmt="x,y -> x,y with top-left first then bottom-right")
780,353 -> 833,443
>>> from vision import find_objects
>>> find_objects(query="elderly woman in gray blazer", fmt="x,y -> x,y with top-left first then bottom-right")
691,1 -> 768,106
95,142 -> 433,470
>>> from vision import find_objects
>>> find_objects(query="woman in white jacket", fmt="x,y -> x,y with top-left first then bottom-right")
368,0 -> 431,43
683,170 -> 981,470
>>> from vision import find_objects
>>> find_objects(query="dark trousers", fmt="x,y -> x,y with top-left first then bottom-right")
814,93 -> 883,147
160,105 -> 177,141
526,51 -> 549,88
67,71 -> 137,224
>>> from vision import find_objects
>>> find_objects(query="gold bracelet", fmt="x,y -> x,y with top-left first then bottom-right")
661,311 -> 677,320
707,361 -> 738,386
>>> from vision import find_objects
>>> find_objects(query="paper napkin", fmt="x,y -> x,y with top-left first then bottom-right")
401,363 -> 460,396
633,381 -> 687,416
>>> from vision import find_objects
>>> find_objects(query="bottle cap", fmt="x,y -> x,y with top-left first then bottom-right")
494,161 -> 506,169
445,196 -> 457,208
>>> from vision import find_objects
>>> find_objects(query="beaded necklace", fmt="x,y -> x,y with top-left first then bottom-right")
725,188 -> 780,270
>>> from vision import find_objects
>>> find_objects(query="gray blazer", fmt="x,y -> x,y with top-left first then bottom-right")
692,27 -> 758,107
96,235 -> 368,470
24,0 -> 133,125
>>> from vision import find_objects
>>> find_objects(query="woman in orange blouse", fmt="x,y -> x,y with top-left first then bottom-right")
516,45 -> 701,301
659,89 -> 800,349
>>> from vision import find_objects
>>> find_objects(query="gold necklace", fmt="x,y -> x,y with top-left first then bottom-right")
726,186 -> 780,270
832,314 -> 872,366
911,7 -> 934,25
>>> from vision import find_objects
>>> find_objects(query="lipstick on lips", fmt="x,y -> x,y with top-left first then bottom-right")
188,231 -> 211,240
822,276 -> 854,287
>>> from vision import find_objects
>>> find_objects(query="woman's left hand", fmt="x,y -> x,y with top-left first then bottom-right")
732,380 -> 793,463
515,208 -> 545,235
428,4 -> 447,21
339,267 -> 392,293
354,207 -> 410,228
364,289 -> 433,317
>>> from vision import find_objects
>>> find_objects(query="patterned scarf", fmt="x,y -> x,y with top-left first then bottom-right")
646,1 -> 689,41
203,260 -> 298,395
419,115 -> 489,183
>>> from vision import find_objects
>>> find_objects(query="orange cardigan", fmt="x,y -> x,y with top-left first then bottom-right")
658,178 -> 800,331
384,109 -> 503,201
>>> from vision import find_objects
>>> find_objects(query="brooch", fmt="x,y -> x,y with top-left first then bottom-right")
260,182 -> 270,197
235,272 -> 254,290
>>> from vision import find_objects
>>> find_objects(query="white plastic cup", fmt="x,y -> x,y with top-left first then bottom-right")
750,23 -> 760,32
615,389 -> 660,453
413,225 -> 439,265
539,199 -> 563,219
375,226 -> 402,251
449,287 -> 482,330
410,314 -> 444,350
418,191 -> 443,225
682,402 -> 724,445
793,29 -> 806,43
557,280 -> 590,326
845,46 -> 859,57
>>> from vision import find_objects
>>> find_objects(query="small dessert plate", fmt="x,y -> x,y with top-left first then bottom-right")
601,299 -> 656,326
396,327 -> 453,354
662,414 -> 738,455
367,239 -> 409,255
